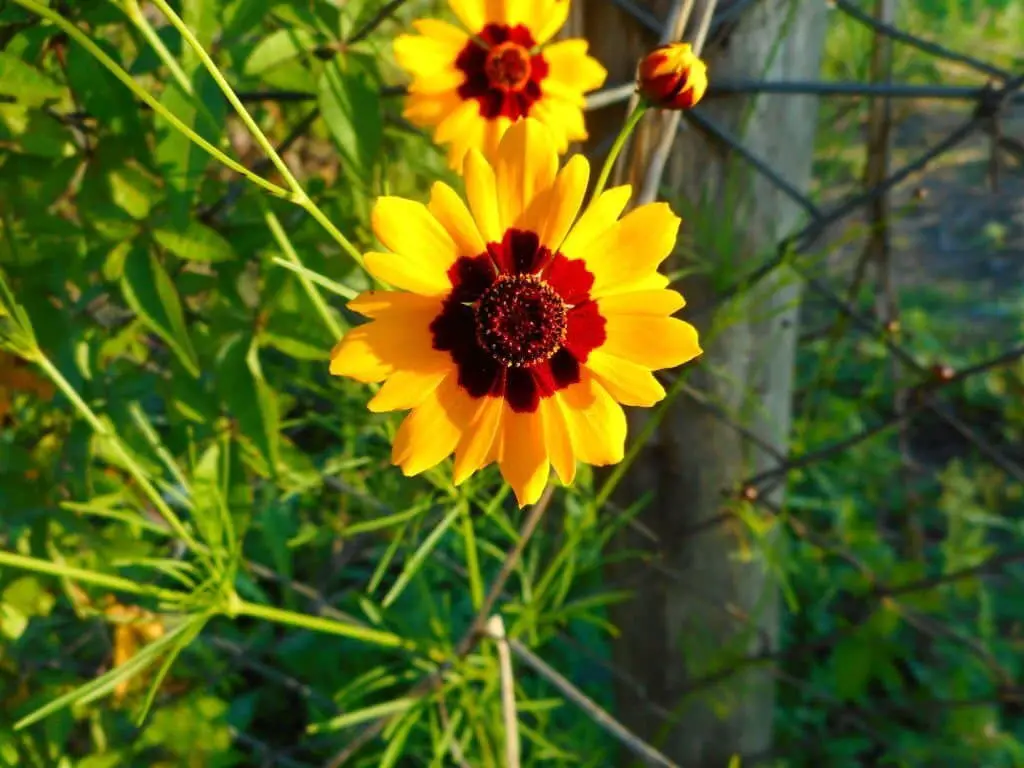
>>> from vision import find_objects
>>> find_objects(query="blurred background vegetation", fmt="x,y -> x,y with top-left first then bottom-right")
1,0 -> 1023,766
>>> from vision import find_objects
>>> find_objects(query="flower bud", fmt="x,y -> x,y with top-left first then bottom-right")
637,43 -> 708,110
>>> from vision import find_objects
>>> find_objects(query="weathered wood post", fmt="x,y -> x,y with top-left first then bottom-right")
576,0 -> 828,763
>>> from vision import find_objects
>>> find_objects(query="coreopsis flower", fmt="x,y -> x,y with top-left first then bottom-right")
637,43 -> 708,110
394,0 -> 606,170
330,119 -> 701,506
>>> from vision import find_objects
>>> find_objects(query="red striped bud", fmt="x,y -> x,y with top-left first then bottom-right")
637,43 -> 708,110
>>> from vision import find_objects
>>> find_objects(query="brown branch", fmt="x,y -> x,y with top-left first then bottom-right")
326,485 -> 557,767
508,638 -> 681,768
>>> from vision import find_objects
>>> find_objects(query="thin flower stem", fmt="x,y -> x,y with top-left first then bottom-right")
233,598 -> 416,650
34,354 -> 202,553
148,0 -> 300,195
590,102 -> 648,203
0,549 -> 186,603
120,0 -> 192,96
147,0 -> 367,271
9,0 -> 290,201
263,204 -> 345,339
297,197 -> 368,270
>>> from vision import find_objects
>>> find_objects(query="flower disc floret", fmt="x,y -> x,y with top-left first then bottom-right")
475,275 -> 567,368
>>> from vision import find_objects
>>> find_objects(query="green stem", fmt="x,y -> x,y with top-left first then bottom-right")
120,0 -> 192,96
590,103 -> 649,203
147,0 -> 367,272
263,203 -> 345,338
0,549 -> 185,602
234,598 -> 415,650
34,354 -> 202,553
10,0 -> 290,201
297,197 -> 368,270
148,0 -> 301,195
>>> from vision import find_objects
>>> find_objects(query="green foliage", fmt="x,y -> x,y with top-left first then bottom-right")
1,0 -> 1022,766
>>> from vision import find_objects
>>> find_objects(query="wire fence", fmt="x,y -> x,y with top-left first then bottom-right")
4,0 -> 1024,764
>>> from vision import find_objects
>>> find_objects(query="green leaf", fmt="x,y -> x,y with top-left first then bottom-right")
65,39 -> 143,140
382,504 -> 462,609
108,163 -> 163,221
308,697 -> 417,734
0,52 -> 65,107
245,28 -> 318,75
830,634 -> 873,701
153,220 -> 236,262
216,334 -> 279,473
120,245 -> 200,377
14,617 -> 197,731
318,59 -> 382,178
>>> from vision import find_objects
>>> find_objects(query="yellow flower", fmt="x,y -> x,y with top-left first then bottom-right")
394,0 -> 607,170
330,119 -> 702,506
637,43 -> 708,110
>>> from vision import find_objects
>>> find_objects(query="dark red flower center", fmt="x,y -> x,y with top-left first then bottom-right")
455,24 -> 549,120
475,275 -> 567,367
485,42 -> 533,91
430,229 -> 606,414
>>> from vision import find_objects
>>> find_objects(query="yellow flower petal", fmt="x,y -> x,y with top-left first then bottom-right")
497,406 -> 550,507
347,290 -> 441,318
585,203 -> 681,298
329,298 -> 449,382
520,153 -> 589,250
596,289 -> 686,317
368,198 -> 458,295
556,372 -> 626,466
403,90 -> 461,127
540,396 -> 576,485
530,98 -> 587,148
368,368 -> 449,413
584,350 -> 667,407
560,184 -> 633,260
494,118 -> 558,232
453,395 -> 503,484
428,181 -> 486,258
406,69 -> 466,95
530,0 -> 572,44
434,99 -> 488,171
392,374 -> 480,476
413,18 -> 469,46
451,0 -> 524,29
602,316 -> 702,370
393,27 -> 466,76
482,115 -> 512,163
543,40 -> 608,100
464,148 -> 502,242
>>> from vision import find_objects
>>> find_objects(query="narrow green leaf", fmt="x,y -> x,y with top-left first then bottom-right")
120,245 -> 200,377
318,59 -> 382,178
134,614 -> 208,726
245,28 -> 318,75
216,334 -> 279,472
153,220 -> 236,262
14,617 -> 196,731
192,443 -> 231,553
308,697 -> 417,734
382,505 -> 462,609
